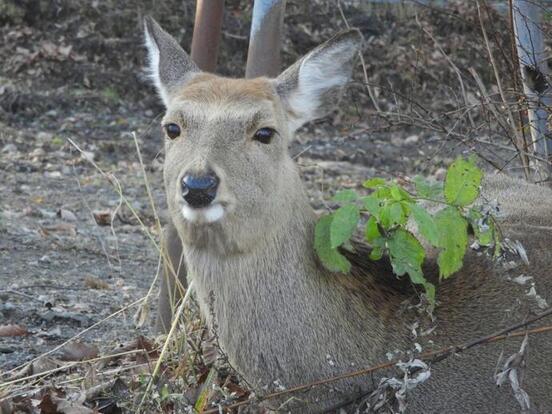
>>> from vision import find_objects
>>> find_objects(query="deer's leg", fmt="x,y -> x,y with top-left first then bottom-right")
156,218 -> 187,333
245,0 -> 286,78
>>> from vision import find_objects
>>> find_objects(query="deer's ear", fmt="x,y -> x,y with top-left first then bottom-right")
144,16 -> 200,107
274,29 -> 363,132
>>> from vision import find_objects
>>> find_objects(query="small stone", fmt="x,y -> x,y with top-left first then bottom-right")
405,134 -> 419,144
434,167 -> 447,180
81,151 -> 96,161
37,131 -> 54,141
30,148 -> 45,157
391,136 -> 403,146
39,255 -> 51,264
57,208 -> 77,222
2,144 -> 17,153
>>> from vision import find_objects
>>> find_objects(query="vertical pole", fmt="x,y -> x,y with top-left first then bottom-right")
190,0 -> 225,72
245,0 -> 286,78
512,0 -> 552,177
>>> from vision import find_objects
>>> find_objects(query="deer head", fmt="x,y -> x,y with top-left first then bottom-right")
144,17 -> 362,253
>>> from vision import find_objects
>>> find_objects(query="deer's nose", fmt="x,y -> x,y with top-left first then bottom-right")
181,171 -> 219,208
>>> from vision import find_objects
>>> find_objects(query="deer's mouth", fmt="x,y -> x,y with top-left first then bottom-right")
181,202 -> 226,224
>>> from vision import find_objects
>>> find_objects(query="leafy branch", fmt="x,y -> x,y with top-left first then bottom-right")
314,156 -> 500,303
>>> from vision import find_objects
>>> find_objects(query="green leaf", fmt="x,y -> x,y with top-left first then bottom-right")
374,187 -> 392,200
330,205 -> 360,248
478,226 -> 493,246
390,185 -> 403,201
467,208 -> 493,247
380,202 -> 406,229
362,195 -> 382,216
434,206 -> 468,278
364,216 -> 381,242
332,189 -> 358,202
160,384 -> 170,401
387,229 -> 425,278
444,157 -> 483,206
369,245 -> 384,260
314,215 -> 351,273
363,177 -> 386,189
423,283 -> 436,305
387,229 -> 435,304
390,185 -> 414,202
389,202 -> 406,225
414,175 -> 443,199
410,204 -> 439,246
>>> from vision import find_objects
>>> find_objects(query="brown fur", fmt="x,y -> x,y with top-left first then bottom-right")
144,19 -> 552,413
178,74 -> 276,103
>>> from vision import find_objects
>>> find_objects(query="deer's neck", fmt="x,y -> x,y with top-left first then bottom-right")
183,195 -> 406,390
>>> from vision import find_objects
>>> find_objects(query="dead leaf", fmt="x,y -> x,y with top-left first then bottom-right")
133,302 -> 149,328
59,341 -> 99,361
38,388 -> 95,414
57,208 -> 77,222
92,210 -> 111,226
98,336 -> 156,367
495,335 -> 531,412
58,45 -> 72,57
9,356 -> 64,380
0,324 -> 28,337
39,223 -> 77,237
84,275 -> 110,290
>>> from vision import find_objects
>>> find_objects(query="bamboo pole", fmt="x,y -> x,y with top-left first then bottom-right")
190,0 -> 225,72
245,0 -> 286,78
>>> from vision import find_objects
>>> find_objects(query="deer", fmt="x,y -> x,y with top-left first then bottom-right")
143,17 -> 552,413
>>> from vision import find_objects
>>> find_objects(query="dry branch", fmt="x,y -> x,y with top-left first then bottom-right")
202,306 -> 552,413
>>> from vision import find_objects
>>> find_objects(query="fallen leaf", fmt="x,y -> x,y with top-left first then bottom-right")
0,324 -> 28,337
39,223 -> 77,237
84,275 -> 110,290
59,341 -> 99,361
92,210 -> 111,226
57,208 -> 77,222
38,388 -> 95,414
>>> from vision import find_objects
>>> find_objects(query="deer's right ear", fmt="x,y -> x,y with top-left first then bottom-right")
143,16 -> 200,107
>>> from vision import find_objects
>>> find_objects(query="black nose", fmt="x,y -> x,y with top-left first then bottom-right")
181,171 -> 219,208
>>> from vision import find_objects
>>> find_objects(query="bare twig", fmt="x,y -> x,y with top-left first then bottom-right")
202,307 -> 552,413
136,281 -> 195,413
476,0 -> 531,178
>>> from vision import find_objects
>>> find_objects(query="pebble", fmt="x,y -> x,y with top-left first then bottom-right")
39,255 -> 51,264
2,143 -> 17,153
405,134 -> 419,144
37,131 -> 53,141
58,208 -> 77,222
30,148 -> 45,157
434,167 -> 447,180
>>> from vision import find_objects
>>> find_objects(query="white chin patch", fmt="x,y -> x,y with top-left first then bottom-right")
181,203 -> 224,224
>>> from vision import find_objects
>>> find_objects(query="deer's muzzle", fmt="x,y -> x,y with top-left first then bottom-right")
181,171 -> 219,209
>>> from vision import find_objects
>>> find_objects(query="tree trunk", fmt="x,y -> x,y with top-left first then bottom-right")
511,0 -> 552,178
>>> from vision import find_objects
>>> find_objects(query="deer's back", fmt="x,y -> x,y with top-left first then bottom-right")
407,174 -> 552,412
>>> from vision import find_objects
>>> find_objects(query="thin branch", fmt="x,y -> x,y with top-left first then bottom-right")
202,307 -> 552,413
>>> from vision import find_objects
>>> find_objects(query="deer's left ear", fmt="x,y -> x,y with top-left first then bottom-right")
274,29 -> 363,132
144,16 -> 200,107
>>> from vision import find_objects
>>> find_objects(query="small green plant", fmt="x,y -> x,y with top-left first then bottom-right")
102,86 -> 120,103
314,156 -> 500,304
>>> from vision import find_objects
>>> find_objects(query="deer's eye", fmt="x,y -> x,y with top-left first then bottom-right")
253,127 -> 276,144
164,123 -> 181,140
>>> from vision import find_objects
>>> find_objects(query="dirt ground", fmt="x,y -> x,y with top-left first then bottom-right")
0,0 -> 541,412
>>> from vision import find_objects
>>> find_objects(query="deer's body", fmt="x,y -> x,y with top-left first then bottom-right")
144,18 -> 552,412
